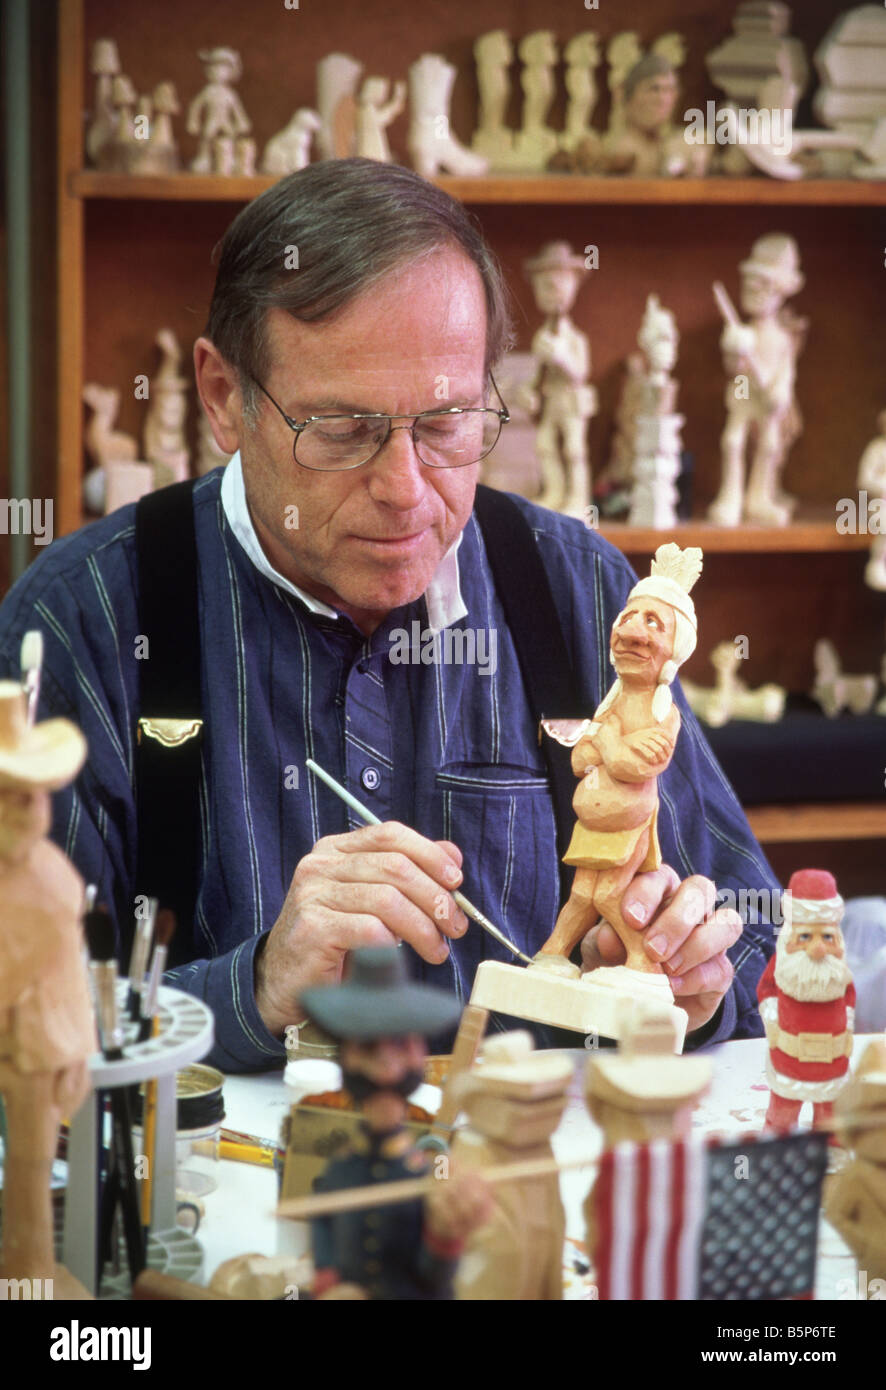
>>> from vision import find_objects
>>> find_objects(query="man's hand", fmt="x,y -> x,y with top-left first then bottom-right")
255,823 -> 468,1037
579,865 -> 743,1034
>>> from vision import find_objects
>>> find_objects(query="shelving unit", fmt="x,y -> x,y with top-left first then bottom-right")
54,0 -> 886,890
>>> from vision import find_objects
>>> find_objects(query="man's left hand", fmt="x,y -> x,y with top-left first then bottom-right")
579,865 -> 743,1035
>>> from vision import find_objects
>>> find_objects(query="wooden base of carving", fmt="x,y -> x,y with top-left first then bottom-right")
469,961 -> 687,1052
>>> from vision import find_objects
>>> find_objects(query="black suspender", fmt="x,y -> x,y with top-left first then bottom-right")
133,481 -> 587,938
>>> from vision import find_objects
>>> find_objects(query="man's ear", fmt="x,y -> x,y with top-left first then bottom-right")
194,337 -> 243,455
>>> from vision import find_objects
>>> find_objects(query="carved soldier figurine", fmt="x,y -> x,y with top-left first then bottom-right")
757,869 -> 854,1135
709,234 -> 806,527
143,328 -> 190,484
0,683 -> 95,1297
523,241 -> 596,516
532,543 -> 703,983
450,1032 -> 570,1301
300,948 -> 490,1300
186,48 -> 251,174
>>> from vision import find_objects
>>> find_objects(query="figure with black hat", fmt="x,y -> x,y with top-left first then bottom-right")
300,947 -> 492,1300
0,681 -> 95,1296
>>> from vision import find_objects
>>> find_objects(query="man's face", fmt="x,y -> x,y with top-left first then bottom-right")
610,596 -> 676,688
0,786 -> 50,863
231,248 -> 487,633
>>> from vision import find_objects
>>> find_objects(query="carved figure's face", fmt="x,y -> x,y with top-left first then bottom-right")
627,72 -> 678,132
610,595 -> 676,687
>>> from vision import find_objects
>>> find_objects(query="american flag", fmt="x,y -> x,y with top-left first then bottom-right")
592,1130 -> 828,1300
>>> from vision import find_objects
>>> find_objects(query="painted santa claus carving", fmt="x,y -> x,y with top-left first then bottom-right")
757,868 -> 855,1135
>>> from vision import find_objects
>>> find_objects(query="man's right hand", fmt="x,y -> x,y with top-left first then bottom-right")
254,823 -> 468,1037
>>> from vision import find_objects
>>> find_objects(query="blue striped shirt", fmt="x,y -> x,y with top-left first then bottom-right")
0,468 -> 777,1070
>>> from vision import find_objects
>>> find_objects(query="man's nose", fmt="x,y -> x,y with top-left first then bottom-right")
367,424 -> 428,508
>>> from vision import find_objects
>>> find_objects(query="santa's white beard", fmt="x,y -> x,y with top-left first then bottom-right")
774,949 -> 852,1001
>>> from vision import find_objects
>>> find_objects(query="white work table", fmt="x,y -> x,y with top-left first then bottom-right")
196,1035 -> 874,1301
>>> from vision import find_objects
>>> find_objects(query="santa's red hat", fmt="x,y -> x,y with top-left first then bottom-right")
783,868 -> 844,929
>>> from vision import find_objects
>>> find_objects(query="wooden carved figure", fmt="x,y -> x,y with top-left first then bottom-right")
450,1032 -> 570,1301
108,74 -> 140,172
757,869 -> 854,1136
858,410 -> 886,591
316,54 -> 363,160
627,293 -> 684,528
603,35 -> 706,177
408,54 -> 488,178
143,329 -> 190,484
234,137 -> 257,177
83,383 -> 138,468
146,82 -> 181,173
0,684 -> 95,1297
355,77 -> 407,163
514,31 -> 559,169
262,109 -> 322,175
811,639 -> 877,718
186,48 -> 251,174
86,38 -> 121,166
472,30 -> 514,163
825,1039 -> 886,1285
523,241 -> 596,516
682,640 -> 786,727
561,34 -> 602,153
532,543 -> 703,984
300,948 -> 490,1301
708,233 -> 806,527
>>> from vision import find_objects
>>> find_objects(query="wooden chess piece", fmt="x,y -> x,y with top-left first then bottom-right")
143,329 -> 190,484
355,77 -> 407,163
0,683 -> 95,1298
186,47 -> 251,174
825,1038 -> 886,1284
522,241 -> 596,516
450,1032 -> 570,1301
757,869 -> 855,1136
472,30 -> 515,164
708,234 -> 806,527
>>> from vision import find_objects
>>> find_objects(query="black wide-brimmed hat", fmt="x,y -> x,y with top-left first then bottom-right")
299,947 -> 462,1041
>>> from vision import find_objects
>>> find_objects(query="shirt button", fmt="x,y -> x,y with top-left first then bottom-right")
364,1237 -> 380,1252
361,767 -> 381,792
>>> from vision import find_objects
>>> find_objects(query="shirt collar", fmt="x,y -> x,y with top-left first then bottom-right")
220,451 -> 467,633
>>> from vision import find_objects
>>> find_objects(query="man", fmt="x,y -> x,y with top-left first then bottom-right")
0,159 -> 776,1072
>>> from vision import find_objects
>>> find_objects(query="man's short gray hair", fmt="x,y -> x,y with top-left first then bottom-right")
205,158 -> 514,422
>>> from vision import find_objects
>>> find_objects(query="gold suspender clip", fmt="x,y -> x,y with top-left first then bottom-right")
137,717 -> 203,748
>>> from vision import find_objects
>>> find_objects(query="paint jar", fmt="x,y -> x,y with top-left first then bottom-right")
174,1064 -> 225,1199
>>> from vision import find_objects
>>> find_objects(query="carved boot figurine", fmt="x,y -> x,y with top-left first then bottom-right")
408,54 -> 489,178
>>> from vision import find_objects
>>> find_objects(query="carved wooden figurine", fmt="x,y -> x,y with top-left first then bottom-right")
825,1038 -> 886,1284
811,639 -> 877,717
471,30 -> 515,164
408,54 -> 488,178
513,31 -> 559,170
561,34 -> 602,154
449,1032 -> 571,1301
355,77 -> 407,163
708,234 -> 806,527
186,48 -> 251,174
86,38 -> 121,166
682,640 -> 786,727
316,53 -> 363,160
82,383 -> 153,514
602,35 -> 708,177
757,869 -> 854,1135
299,948 -> 491,1301
262,109 -> 322,175
0,683 -> 95,1297
858,410 -> 886,591
142,329 -> 190,484
626,293 -> 684,528
522,241 -> 596,516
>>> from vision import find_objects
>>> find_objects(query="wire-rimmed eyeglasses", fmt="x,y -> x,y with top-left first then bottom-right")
251,374 -> 510,472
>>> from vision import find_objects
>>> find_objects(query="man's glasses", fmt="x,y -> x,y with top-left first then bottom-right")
251,375 -> 510,472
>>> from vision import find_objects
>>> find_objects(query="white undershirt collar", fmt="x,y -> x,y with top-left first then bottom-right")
220,451 -> 467,634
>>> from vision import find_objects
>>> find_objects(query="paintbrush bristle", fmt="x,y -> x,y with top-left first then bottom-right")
84,905 -> 116,962
20,629 -> 44,675
155,908 -> 177,949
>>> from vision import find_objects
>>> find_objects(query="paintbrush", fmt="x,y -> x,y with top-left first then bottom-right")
138,909 -> 176,1251
305,757 -> 533,965
85,903 -> 146,1282
137,908 -> 175,1043
20,629 -> 43,726
127,897 -> 158,1022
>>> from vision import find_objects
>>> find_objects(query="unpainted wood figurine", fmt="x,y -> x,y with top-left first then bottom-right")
513,31 -> 559,170
471,30 -> 515,164
186,48 -> 251,174
561,34 -> 602,154
757,869 -> 854,1135
682,640 -> 786,727
316,53 -> 363,160
0,683 -> 95,1298
825,1038 -> 886,1284
355,77 -> 407,163
522,241 -> 596,516
449,1032 -> 570,1301
602,35 -> 708,177
408,54 -> 489,178
86,38 -> 121,166
626,293 -> 684,529
858,410 -> 886,591
262,109 -> 322,175
708,234 -> 806,527
143,329 -> 190,484
811,639 -> 877,717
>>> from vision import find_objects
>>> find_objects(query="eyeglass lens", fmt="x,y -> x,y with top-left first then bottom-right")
294,410 -> 503,470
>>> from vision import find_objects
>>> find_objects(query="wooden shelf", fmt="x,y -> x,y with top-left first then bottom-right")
70,170 -> 886,206
746,801 -> 886,843
599,513 -> 870,553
